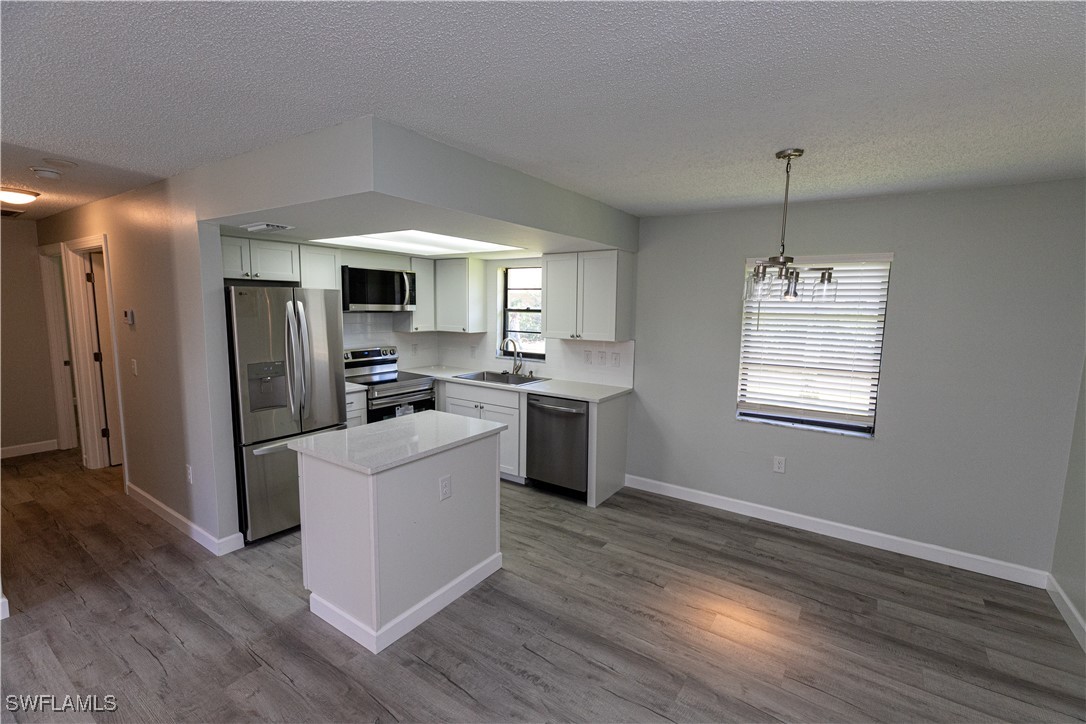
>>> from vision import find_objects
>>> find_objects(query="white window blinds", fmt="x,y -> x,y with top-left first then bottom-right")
736,254 -> 893,436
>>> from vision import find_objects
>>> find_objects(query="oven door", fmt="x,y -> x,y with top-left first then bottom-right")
367,390 -> 437,423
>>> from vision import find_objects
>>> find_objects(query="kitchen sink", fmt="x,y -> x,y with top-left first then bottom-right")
454,371 -> 549,386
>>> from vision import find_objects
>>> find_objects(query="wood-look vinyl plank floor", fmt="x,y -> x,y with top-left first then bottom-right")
2,449 -> 1083,723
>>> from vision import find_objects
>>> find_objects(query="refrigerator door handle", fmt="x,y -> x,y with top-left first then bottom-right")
296,300 -> 313,420
285,301 -> 301,421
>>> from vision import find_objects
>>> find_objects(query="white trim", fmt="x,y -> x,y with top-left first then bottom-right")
1047,575 -> 1086,652
624,474 -> 1050,589
1,594 -> 9,620
310,552 -> 503,654
127,482 -> 244,556
1,440 -> 58,459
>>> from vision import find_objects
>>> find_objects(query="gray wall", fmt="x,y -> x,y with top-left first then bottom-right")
631,179 -> 1085,571
1,218 -> 58,449
1051,360 -> 1085,620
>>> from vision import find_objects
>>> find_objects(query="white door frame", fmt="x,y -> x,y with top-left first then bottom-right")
38,250 -> 78,450
42,234 -> 127,471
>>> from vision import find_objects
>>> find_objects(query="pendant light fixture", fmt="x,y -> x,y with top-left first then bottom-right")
743,149 -> 837,303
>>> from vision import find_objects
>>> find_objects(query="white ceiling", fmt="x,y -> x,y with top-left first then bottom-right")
2,2 -> 1083,222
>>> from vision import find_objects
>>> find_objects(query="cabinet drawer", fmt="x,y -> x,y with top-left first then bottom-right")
345,392 -> 365,412
444,382 -> 519,409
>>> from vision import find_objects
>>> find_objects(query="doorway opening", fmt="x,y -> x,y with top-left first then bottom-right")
40,235 -> 126,472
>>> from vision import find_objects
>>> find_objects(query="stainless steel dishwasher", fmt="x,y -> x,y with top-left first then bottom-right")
526,394 -> 588,493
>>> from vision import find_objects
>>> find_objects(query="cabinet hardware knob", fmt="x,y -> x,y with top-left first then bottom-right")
243,272 -> 250,277
254,273 -> 260,278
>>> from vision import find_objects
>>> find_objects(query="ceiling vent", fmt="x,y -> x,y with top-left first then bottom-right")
240,222 -> 294,233
0,208 -> 25,218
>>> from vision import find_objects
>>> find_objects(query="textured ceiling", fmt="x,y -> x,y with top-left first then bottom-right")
2,1 -> 1083,221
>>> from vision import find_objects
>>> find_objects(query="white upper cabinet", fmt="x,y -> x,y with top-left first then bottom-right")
541,254 -> 579,340
300,245 -> 341,289
222,237 -> 300,282
221,236 -> 251,279
249,240 -> 301,282
396,257 -> 436,333
542,250 -> 635,342
435,257 -> 486,333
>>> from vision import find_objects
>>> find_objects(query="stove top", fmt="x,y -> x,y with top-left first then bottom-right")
343,345 -> 435,399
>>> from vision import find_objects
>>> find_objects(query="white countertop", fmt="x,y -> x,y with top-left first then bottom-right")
345,381 -> 367,393
288,410 -> 506,475
405,365 -> 633,403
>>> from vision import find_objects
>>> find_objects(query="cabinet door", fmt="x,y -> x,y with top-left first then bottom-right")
480,404 -> 520,477
577,250 -> 619,341
435,258 -> 486,333
410,257 -> 435,331
250,240 -> 300,282
222,237 -> 251,279
445,397 -> 479,419
300,246 -> 340,290
542,253 -> 579,339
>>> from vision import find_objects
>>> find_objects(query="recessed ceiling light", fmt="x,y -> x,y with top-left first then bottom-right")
30,166 -> 62,179
0,188 -> 40,204
310,230 -> 523,256
42,158 -> 78,169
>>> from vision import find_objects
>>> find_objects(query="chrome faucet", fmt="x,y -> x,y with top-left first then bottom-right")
499,337 -> 523,375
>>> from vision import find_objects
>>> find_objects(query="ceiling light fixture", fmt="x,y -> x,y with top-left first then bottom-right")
0,187 -> 40,205
30,166 -> 62,179
310,230 -> 523,256
743,149 -> 837,303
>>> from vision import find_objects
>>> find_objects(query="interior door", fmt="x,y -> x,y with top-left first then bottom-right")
89,253 -> 122,466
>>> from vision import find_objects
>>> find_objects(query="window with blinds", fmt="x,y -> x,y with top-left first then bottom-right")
736,254 -> 893,436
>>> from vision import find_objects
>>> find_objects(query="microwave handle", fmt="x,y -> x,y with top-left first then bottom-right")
402,271 -> 411,307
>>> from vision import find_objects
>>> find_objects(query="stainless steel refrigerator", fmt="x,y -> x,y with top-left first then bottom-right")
226,286 -> 346,541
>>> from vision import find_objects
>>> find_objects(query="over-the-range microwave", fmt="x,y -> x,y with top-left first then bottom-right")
341,266 -> 416,312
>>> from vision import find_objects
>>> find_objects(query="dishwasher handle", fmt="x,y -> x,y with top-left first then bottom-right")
527,398 -> 586,415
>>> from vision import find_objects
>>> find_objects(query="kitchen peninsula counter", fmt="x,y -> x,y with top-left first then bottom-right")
288,410 -> 505,653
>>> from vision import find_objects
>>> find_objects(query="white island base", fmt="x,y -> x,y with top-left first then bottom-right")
289,411 -> 506,654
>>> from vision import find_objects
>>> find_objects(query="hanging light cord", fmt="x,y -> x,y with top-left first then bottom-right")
779,156 -> 792,258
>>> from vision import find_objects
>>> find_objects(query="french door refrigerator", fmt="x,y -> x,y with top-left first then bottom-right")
226,286 -> 346,541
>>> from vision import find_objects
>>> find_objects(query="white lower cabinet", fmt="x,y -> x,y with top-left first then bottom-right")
443,383 -> 520,477
345,391 -> 366,427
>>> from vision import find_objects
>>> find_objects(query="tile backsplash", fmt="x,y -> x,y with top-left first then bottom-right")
342,312 -> 634,387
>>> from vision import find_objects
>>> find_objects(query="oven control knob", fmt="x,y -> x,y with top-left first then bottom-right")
343,352 -> 350,360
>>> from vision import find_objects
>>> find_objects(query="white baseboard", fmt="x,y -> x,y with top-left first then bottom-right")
127,482 -> 245,556
1,439 -> 58,459
310,552 -> 503,654
1047,575 -> 1086,652
624,475 -> 1050,589
1,594 -> 9,620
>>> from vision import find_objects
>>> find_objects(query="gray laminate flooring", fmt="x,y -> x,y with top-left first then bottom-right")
2,449 -> 1083,722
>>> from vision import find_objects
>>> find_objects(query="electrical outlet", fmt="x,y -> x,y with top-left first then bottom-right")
439,475 -> 452,501
611,352 -> 621,367
470,346 -> 477,359
597,351 -> 607,365
411,343 -> 418,355
583,349 -> 593,365
773,456 -> 786,474
186,464 -> 193,485
130,358 -> 138,376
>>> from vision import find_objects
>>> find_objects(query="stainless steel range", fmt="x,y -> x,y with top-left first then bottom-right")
343,346 -> 436,423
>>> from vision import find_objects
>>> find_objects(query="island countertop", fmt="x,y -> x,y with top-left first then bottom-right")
288,410 -> 506,475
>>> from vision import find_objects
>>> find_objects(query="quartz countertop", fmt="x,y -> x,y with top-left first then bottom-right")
405,365 -> 632,403
345,381 -> 367,393
288,410 -> 505,475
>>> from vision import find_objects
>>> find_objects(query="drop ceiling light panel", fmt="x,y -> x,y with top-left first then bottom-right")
311,230 -> 523,256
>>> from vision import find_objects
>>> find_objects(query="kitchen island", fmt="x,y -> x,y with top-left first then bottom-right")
288,410 -> 506,653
